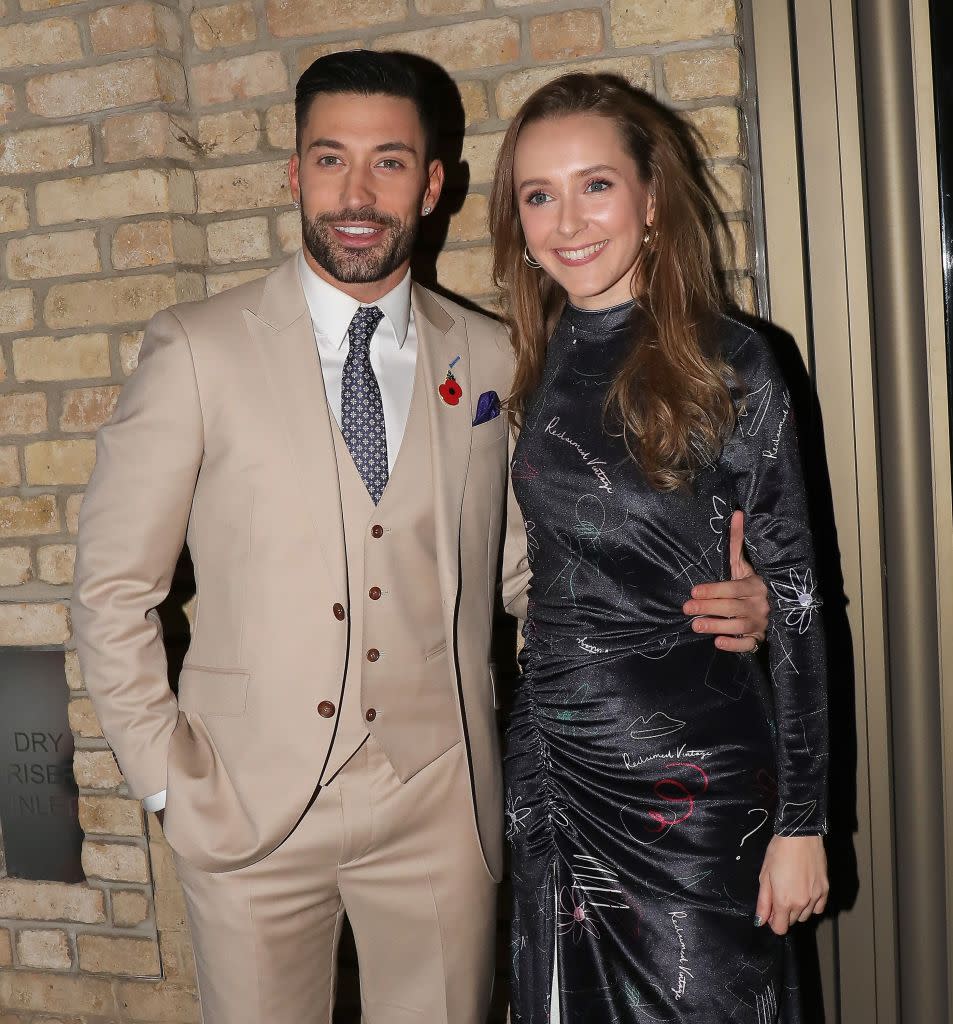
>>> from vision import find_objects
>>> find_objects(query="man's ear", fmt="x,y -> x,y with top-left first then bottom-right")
288,152 -> 300,205
423,158 -> 445,214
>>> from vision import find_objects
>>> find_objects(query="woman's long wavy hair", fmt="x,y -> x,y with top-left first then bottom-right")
489,73 -> 737,491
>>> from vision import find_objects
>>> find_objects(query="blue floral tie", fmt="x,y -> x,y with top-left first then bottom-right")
341,305 -> 388,504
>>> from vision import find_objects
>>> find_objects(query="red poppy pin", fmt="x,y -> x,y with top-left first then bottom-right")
439,356 -> 463,406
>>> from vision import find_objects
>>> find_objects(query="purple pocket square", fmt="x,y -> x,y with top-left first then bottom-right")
472,390 -> 501,426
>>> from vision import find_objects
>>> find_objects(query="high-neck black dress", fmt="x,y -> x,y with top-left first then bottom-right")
504,300 -> 828,1023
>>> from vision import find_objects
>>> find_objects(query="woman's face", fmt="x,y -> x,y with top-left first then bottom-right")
513,112 -> 656,310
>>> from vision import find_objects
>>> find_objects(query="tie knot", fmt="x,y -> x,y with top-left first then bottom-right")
347,305 -> 385,352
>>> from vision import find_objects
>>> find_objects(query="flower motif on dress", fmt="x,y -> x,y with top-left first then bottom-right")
770,567 -> 819,634
557,886 -> 600,944
505,789 -> 532,840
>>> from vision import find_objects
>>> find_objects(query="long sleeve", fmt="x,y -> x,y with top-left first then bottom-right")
72,309 -> 204,799
723,327 -> 829,836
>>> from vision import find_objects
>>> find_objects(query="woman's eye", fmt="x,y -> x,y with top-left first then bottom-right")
586,178 -> 612,193
525,191 -> 552,206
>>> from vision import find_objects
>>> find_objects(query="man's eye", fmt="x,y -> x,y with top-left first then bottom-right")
378,159 -> 404,170
317,155 -> 341,166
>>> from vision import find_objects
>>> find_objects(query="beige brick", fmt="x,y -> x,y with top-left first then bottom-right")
495,56 -> 654,120
265,101 -> 293,150
68,698 -> 102,741
116,981 -> 201,1023
25,440 -> 96,485
60,385 -> 122,432
0,880 -> 105,923
22,0 -> 91,7
206,267 -> 269,296
0,124 -> 92,175
89,1 -> 182,55
36,168 -> 195,226
530,9 -> 603,62
0,18 -> 82,70
459,80 -> 489,127
64,648 -> 83,689
448,192 -> 488,242
6,230 -> 100,281
112,219 -> 173,269
82,841 -> 150,883
295,39 -> 361,75
119,331 -> 144,376
0,602 -> 69,644
267,0 -> 404,37
12,334 -> 110,382
0,290 -> 35,335
44,273 -> 201,330
663,47 -> 741,101
415,0 -> 481,12
16,929 -> 72,971
0,83 -> 15,124
196,159 -> 290,213
276,210 -> 301,253
78,934 -> 161,977
0,447 -> 20,486
725,218 -> 749,271
27,57 -> 187,119
377,19 -> 519,72
611,0 -> 735,46
79,795 -> 144,837
0,187 -> 30,234
74,749 -> 122,790
686,104 -> 742,158
436,245 -> 493,298
112,889 -> 150,927
207,216 -> 271,264
0,927 -> 11,966
0,393 -> 47,435
198,108 -> 261,157
158,930 -> 196,983
0,495 -> 58,537
0,547 -> 32,586
192,51 -> 287,107
154,884 -> 188,933
37,543 -> 76,584
710,161 -> 745,213
461,131 -> 505,186
103,110 -> 197,163
192,1 -> 258,51
0,971 -> 114,1016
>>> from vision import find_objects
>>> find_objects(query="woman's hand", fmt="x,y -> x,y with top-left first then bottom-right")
755,834 -> 828,935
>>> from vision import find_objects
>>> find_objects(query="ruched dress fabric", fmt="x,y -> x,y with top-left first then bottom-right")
504,301 -> 829,1024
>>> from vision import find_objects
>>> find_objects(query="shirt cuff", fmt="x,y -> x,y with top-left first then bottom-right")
142,790 -> 167,813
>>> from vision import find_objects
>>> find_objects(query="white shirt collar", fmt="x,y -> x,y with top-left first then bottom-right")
297,251 -> 412,350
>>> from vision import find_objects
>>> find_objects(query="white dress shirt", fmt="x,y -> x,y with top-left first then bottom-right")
142,256 -> 419,814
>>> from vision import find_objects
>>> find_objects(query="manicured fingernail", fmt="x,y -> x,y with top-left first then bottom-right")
753,915 -> 763,927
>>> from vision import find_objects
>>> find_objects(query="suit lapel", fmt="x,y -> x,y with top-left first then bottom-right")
414,284 -> 472,604
243,257 -> 348,603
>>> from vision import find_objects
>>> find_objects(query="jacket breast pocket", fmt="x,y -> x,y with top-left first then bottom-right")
470,419 -> 507,453
177,665 -> 249,716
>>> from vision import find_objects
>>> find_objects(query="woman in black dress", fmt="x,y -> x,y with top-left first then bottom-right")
489,75 -> 829,1022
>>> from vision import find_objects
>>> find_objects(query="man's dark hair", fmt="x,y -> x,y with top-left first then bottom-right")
295,49 -> 438,160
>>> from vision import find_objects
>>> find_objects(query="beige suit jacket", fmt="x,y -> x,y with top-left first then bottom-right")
72,256 -> 529,875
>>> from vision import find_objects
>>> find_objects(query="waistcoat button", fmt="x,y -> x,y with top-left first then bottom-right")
366,648 -> 380,663
368,586 -> 381,601
332,603 -> 345,620
371,524 -> 384,538
317,700 -> 336,718
365,708 -> 377,722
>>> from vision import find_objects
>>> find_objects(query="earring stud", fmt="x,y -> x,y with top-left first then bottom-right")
422,206 -> 432,215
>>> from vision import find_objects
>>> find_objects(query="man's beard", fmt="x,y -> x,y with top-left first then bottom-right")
301,205 -> 418,284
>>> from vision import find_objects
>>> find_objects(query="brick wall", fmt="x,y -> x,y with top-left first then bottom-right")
0,0 -> 754,1019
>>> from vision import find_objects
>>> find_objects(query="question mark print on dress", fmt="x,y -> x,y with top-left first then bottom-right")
736,808 -> 770,860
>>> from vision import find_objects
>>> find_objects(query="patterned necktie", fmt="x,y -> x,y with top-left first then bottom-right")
341,305 -> 388,504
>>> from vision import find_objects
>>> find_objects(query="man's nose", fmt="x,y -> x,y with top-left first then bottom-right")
341,168 -> 375,209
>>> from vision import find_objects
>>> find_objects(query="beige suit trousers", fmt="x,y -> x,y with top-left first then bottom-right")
173,738 -> 497,1024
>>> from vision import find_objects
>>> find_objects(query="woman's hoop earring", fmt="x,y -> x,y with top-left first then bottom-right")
523,245 -> 542,269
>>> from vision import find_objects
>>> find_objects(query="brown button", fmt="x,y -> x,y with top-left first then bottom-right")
365,708 -> 377,722
332,603 -> 345,620
368,586 -> 381,601
366,648 -> 380,663
317,700 -> 336,718
371,524 -> 384,538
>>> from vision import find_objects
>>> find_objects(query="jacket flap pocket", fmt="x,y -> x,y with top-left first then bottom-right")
177,665 -> 249,716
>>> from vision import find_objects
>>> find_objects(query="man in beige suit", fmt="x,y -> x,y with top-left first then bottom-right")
73,51 -> 769,1024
